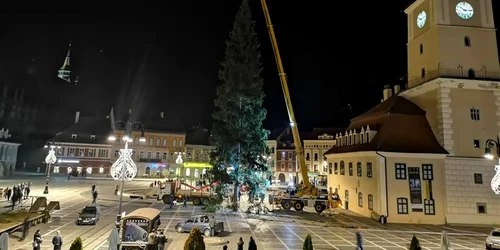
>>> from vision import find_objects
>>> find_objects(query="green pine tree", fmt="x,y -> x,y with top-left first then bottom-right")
410,235 -> 421,250
209,0 -> 270,209
303,234 -> 314,250
69,237 -> 83,250
184,227 -> 206,250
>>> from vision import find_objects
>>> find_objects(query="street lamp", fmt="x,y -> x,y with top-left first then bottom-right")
108,120 -> 146,223
483,136 -> 500,194
43,143 -> 59,194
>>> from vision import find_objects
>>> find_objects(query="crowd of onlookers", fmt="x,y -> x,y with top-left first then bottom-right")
3,181 -> 32,210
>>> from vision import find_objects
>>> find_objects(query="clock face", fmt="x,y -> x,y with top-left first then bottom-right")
417,11 -> 427,28
456,2 -> 474,20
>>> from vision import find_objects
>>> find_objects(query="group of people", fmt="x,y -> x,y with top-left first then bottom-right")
224,236 -> 257,250
30,229 -> 63,250
146,230 -> 167,250
3,181 -> 31,210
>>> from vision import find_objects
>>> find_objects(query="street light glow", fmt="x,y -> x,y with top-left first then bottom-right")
484,147 -> 494,160
122,135 -> 130,141
108,135 -> 117,141
139,136 -> 146,142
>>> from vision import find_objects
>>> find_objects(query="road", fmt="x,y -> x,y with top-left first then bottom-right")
0,176 -> 492,250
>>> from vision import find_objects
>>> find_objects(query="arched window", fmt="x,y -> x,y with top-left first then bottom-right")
368,194 -> 373,210
186,168 -> 191,177
67,167 -> 72,174
464,36 -> 471,47
358,192 -> 363,207
419,43 -> 424,54
194,169 -> 199,178
99,166 -> 104,174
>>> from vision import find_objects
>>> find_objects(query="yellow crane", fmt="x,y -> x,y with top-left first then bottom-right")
260,0 -> 314,197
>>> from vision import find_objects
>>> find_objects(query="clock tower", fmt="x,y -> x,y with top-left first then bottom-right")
405,0 -> 498,88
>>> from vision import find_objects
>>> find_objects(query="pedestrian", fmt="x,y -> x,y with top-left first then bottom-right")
223,244 -> 228,250
209,216 -> 216,237
52,230 -> 63,250
183,195 -> 187,207
26,186 -> 31,198
248,236 -> 257,250
115,185 -> 119,195
92,190 -> 98,204
147,231 -> 156,250
356,227 -> 363,250
21,217 -> 30,240
156,231 -> 166,250
237,237 -> 244,250
169,193 -> 173,209
33,230 -> 43,250
7,188 -> 11,201
91,183 -> 96,192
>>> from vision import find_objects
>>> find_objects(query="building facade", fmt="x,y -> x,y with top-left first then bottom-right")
274,128 -> 299,184
325,97 -> 448,224
180,126 -> 214,187
265,139 -> 277,182
0,127 -> 21,177
401,0 -> 500,224
51,113 -> 113,176
303,128 -> 341,187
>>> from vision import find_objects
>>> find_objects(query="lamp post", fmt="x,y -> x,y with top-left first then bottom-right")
43,143 -> 59,194
483,136 -> 500,194
108,120 -> 146,223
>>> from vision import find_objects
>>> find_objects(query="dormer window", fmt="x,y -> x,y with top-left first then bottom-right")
90,135 -> 96,140
71,134 -> 77,139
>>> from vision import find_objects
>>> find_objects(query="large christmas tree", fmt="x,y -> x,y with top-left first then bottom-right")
210,0 -> 270,210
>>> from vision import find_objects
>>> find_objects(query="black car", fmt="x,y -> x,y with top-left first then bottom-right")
77,204 -> 100,225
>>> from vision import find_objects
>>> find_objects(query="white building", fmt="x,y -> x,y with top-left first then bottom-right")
303,128 -> 342,186
0,127 -> 20,177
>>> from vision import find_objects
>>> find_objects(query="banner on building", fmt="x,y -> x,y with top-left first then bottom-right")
408,167 -> 423,211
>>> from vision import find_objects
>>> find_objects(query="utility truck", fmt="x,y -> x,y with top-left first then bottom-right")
157,181 -> 212,206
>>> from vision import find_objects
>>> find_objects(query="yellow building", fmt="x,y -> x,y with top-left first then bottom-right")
181,126 -> 215,187
402,0 -> 500,224
326,96 -> 448,224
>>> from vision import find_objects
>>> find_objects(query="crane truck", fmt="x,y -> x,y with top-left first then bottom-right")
260,0 -> 342,213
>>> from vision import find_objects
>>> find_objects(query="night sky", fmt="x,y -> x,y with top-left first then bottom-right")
1,1 -> 499,131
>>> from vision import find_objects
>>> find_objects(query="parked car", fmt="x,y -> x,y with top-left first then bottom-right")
175,215 -> 224,237
486,228 -> 500,249
77,204 -> 100,225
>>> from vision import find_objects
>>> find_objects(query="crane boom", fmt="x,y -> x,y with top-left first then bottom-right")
260,0 -> 312,191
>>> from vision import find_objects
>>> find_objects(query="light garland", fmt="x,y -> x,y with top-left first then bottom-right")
45,148 -> 57,165
110,143 -> 137,181
491,165 -> 500,195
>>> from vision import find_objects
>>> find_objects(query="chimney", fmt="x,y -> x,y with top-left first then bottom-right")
75,111 -> 80,124
160,112 -> 164,118
394,85 -> 401,94
128,108 -> 132,114
382,85 -> 393,101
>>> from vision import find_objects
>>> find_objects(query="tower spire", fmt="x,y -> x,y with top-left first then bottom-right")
58,41 -> 72,83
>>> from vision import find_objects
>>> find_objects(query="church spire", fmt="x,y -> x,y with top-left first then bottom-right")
58,41 -> 72,83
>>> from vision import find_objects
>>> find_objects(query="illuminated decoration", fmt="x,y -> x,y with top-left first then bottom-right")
58,159 -> 80,164
183,162 -> 213,168
58,41 -> 72,83
456,2 -> 473,20
0,128 -> 11,139
45,148 -> 57,165
175,154 -> 183,164
110,142 -> 137,181
492,164 -> 500,195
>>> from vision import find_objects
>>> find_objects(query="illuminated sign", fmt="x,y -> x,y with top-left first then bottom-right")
183,162 -> 213,168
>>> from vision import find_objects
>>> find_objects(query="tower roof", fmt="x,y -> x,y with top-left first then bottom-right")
59,41 -> 71,71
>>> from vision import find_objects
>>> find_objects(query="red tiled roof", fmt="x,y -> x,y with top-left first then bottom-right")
325,96 -> 448,155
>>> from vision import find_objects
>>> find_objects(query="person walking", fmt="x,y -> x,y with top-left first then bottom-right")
147,231 -> 156,250
356,227 -> 363,250
91,183 -> 96,193
32,230 -> 43,250
223,245 -> 228,250
156,231 -> 166,250
248,236 -> 257,250
169,193 -> 174,209
209,216 -> 216,237
183,195 -> 187,207
52,230 -> 63,250
21,217 -> 30,240
237,237 -> 244,250
92,190 -> 98,204
26,186 -> 31,199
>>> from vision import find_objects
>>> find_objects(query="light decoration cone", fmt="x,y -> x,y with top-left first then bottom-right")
491,164 -> 500,195
110,142 -> 137,180
175,154 -> 183,164
45,148 -> 57,165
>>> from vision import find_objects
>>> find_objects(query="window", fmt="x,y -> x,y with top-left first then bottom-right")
79,149 -> 84,157
356,162 -> 362,177
99,166 -> 104,174
349,162 -> 353,176
358,192 -> 363,207
88,149 -> 95,157
367,162 -> 373,178
147,152 -> 152,158
187,152 -> 192,160
53,166 -> 60,173
395,163 -> 407,179
163,139 -> 167,147
288,162 -> 292,171
98,149 -> 108,158
281,152 -> 286,159
422,164 -> 433,180
340,161 -> 345,175
328,163 -> 332,174
139,151 -> 144,159
470,108 -> 480,121
306,153 -> 310,160
334,162 -> 339,175
281,162 -> 285,170
424,199 -> 435,215
420,43 -> 424,54
194,169 -> 199,178
421,67 -> 426,78
345,190 -> 349,202
156,139 -> 161,147
134,137 -> 139,145
368,194 -> 373,210
288,152 -> 292,159
90,135 -> 96,140
473,139 -> 480,148
397,198 -> 408,214
203,153 -> 208,161
114,150 -> 119,158
179,140 -> 183,147
149,138 -> 153,146
162,152 -> 167,160
156,152 -> 160,159
474,173 -> 483,184
314,153 -> 318,161
71,134 -> 77,139
464,36 -> 471,47
86,167 -> 92,174
477,203 -> 487,214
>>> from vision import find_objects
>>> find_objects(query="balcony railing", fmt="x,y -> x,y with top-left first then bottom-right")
408,68 -> 500,88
